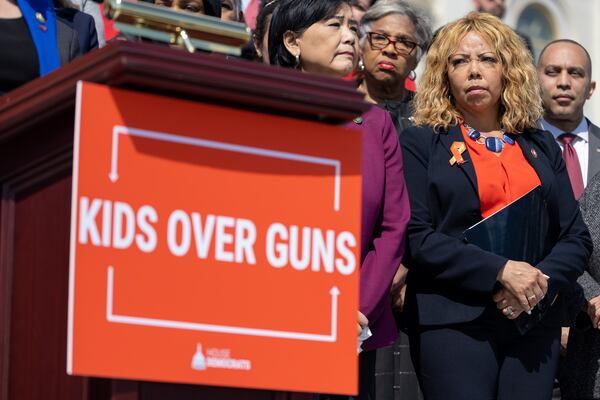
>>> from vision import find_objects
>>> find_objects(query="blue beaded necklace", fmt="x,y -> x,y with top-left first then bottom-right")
463,122 -> 516,153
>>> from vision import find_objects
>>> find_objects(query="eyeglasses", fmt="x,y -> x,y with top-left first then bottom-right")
366,32 -> 419,55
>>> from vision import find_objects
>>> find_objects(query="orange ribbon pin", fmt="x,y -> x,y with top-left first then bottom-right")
449,141 -> 467,166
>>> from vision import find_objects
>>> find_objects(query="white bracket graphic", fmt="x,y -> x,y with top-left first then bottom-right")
110,125 -> 342,211
106,266 -> 339,342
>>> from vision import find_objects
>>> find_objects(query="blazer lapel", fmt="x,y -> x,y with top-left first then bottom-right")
55,18 -> 71,66
438,124 -> 479,194
587,120 -> 600,183
516,133 -> 551,198
517,134 -> 536,167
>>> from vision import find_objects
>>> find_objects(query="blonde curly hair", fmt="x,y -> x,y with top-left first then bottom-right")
413,12 -> 542,133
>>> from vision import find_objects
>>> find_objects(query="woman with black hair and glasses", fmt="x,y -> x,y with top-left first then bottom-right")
268,1 -> 410,398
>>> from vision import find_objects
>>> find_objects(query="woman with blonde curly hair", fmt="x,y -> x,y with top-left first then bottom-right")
400,12 -> 592,400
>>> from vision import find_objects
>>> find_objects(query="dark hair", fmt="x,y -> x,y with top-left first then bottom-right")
253,0 -> 280,57
268,0 -> 350,68
204,0 -> 221,17
349,0 -> 375,9
142,0 -> 221,17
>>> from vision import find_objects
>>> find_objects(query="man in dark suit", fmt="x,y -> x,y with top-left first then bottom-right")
538,38 -> 599,400
538,39 -> 599,198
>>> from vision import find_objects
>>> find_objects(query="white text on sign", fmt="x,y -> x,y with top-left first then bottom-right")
77,196 -> 357,275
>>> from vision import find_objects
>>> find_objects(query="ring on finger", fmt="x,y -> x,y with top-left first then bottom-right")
504,306 -> 515,317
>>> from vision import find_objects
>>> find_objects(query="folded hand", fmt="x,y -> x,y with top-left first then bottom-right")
496,260 -> 547,312
493,288 -> 527,319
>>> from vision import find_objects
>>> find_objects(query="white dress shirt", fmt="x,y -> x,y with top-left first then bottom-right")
540,117 -> 589,187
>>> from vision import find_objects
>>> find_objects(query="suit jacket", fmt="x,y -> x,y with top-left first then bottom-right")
55,6 -> 99,54
538,118 -> 600,185
344,106 -> 410,351
400,124 -> 592,328
587,119 -> 600,184
56,16 -> 81,65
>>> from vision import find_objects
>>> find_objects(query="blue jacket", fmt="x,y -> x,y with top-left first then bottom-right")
17,0 -> 61,75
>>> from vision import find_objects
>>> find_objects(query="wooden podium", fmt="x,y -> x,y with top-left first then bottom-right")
0,41 -> 368,400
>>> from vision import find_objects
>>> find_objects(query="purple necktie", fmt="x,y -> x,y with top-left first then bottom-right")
558,133 -> 585,199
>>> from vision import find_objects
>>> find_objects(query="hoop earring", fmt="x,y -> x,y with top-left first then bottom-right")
294,53 -> 301,69
408,70 -> 417,81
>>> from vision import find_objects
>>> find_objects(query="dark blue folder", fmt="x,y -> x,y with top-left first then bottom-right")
463,186 -> 553,334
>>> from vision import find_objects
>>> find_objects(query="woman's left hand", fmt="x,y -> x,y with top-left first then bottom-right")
493,288 -> 527,319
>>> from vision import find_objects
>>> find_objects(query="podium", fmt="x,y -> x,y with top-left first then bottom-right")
0,41 -> 368,400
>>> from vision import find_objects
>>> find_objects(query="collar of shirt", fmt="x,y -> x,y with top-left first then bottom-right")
541,117 -> 589,144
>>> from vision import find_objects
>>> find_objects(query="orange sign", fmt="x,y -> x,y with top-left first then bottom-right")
67,82 -> 362,394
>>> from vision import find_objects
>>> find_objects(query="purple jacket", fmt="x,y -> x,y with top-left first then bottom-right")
345,106 -> 410,351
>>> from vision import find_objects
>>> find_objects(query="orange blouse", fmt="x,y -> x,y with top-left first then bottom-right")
460,125 -> 541,218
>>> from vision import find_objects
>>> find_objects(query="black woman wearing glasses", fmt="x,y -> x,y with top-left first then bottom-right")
356,2 -> 432,398
400,12 -> 591,400
357,0 -> 432,133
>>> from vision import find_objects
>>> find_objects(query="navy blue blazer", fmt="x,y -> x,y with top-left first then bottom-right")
400,124 -> 592,328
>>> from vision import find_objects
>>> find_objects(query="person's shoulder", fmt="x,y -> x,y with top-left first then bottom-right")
401,124 -> 440,142
402,124 -> 437,135
56,6 -> 98,53
55,6 -> 78,24
521,126 -> 563,163
54,12 -> 78,42
588,118 -> 600,136
588,171 -> 600,190
361,104 -> 388,125
523,126 -> 556,144
582,172 -> 600,213
399,124 -> 440,154
55,6 -> 94,28
357,105 -> 395,137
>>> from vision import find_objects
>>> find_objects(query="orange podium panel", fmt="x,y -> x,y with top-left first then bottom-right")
67,82 -> 362,395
